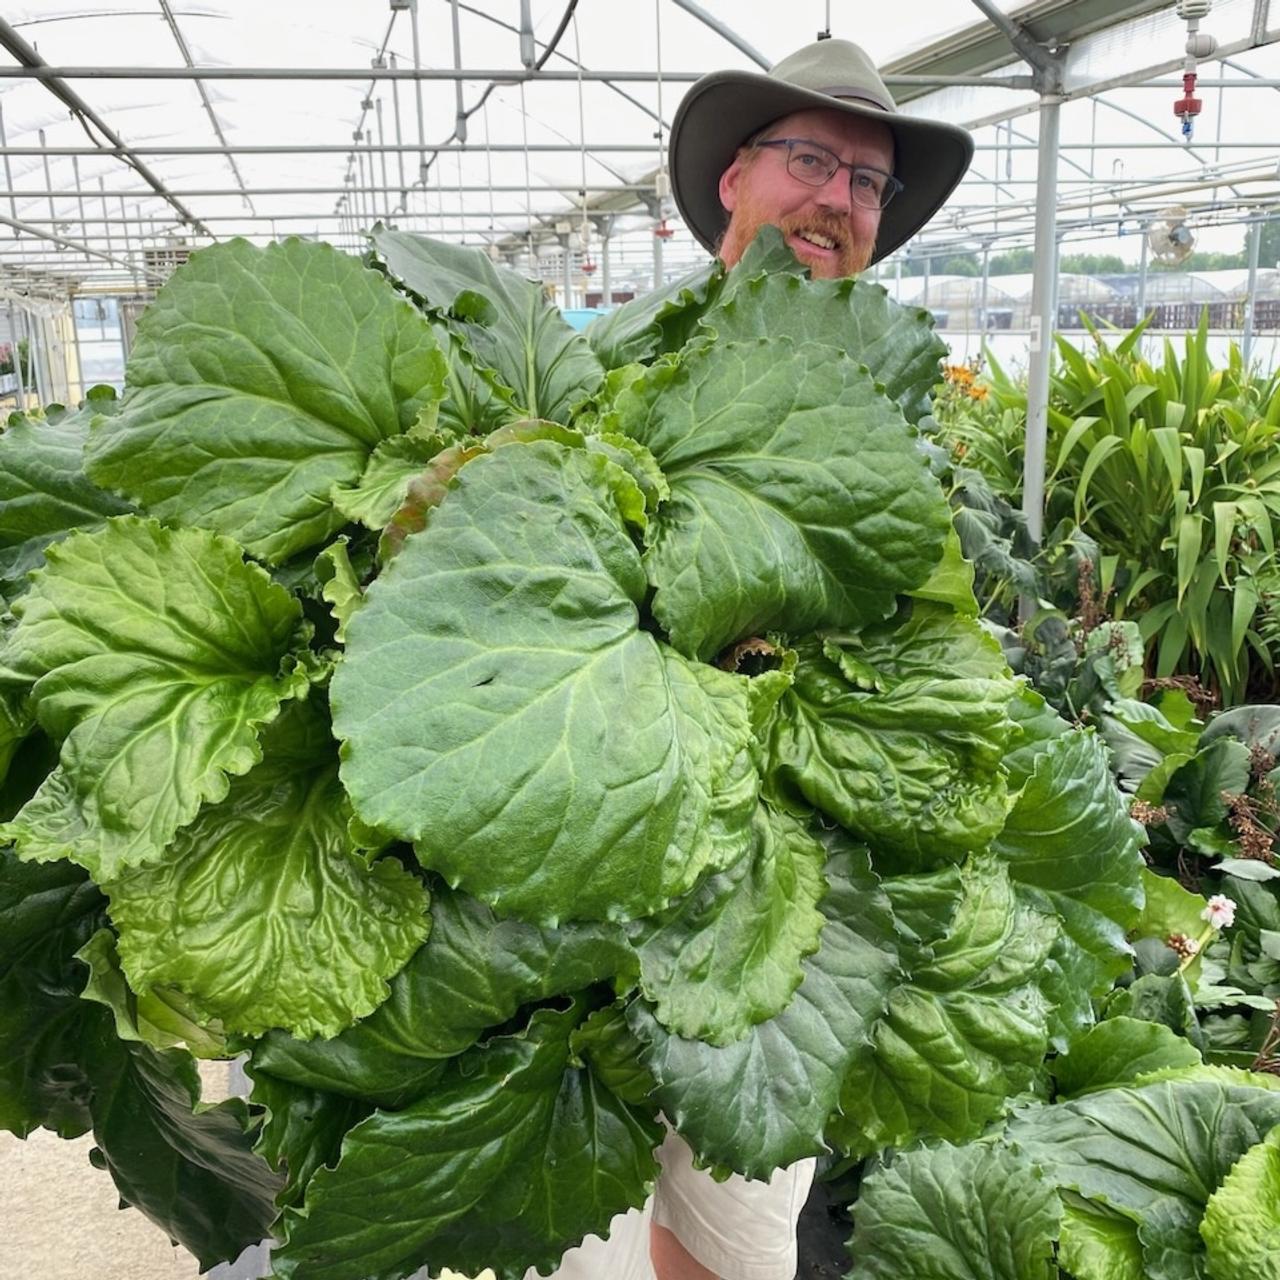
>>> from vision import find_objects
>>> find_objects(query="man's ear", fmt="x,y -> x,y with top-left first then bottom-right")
718,153 -> 746,213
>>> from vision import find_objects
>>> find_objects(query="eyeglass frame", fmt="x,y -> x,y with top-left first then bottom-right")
750,136 -> 905,210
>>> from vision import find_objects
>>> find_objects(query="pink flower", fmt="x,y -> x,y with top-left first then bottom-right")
1201,894 -> 1237,930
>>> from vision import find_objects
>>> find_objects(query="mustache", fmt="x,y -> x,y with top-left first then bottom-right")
779,211 -> 874,274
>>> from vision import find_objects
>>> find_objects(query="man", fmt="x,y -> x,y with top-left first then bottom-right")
539,37 -> 973,1280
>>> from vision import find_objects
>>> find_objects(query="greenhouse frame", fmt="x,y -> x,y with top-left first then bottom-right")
6,4 -> 1280,1280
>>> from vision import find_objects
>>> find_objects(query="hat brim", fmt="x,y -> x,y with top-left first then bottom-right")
668,69 -> 974,267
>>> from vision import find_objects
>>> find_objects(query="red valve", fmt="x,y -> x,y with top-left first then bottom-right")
1174,70 -> 1202,120
654,219 -> 675,240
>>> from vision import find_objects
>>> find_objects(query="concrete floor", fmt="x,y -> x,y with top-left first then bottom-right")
0,1059 -> 492,1280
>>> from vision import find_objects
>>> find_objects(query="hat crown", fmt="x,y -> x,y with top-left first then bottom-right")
768,39 -> 896,114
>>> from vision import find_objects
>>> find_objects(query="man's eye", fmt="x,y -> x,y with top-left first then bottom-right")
854,171 -> 884,193
794,152 -> 824,169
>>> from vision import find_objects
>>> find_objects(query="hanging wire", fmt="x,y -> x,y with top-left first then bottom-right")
483,100 -> 497,238
573,13 -> 589,256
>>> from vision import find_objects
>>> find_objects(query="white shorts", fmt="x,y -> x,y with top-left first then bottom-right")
529,1130 -> 816,1280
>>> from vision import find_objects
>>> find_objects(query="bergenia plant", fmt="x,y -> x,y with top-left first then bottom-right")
0,226 -> 1273,1279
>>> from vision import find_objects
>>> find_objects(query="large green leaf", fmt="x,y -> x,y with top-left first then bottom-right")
1058,1193 -> 1146,1280
85,238 -> 446,563
0,396 -> 133,598
1162,738 -> 1251,845
248,1066 -> 369,1210
333,441 -> 755,924
834,855 -> 1056,1155
271,1001 -> 662,1280
847,1140 -> 1061,1280
696,227 -> 947,425
629,802 -> 826,1045
0,847 -> 105,1137
606,337 -> 951,660
104,701 -> 430,1039
766,606 -> 1016,867
585,261 -> 723,371
0,517 -> 311,879
371,227 -> 604,423
628,841 -> 901,1177
1200,1123 -> 1280,1280
328,431 -> 455,530
78,1012 -> 282,1271
1054,1017 -> 1202,1098
429,316 -> 523,436
992,698 -> 1146,1043
1010,1073 -> 1280,1280
253,881 -> 634,1108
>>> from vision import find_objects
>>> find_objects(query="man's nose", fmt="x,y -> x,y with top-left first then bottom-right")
815,173 -> 854,215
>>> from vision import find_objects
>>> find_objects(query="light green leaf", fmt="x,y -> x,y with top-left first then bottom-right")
848,1140 -> 1060,1280
628,840 -> 900,1177
1054,1017 -> 1202,1098
767,606 -> 1016,867
695,229 -> 947,425
1058,1193 -> 1145,1280
333,441 -> 755,924
429,316 -> 523,436
909,525 -> 978,615
104,700 -> 431,1040
1201,1123 -> 1280,1280
86,238 -> 446,563
77,928 -> 227,1058
313,537 -> 362,644
329,432 -> 454,529
253,882 -> 634,1109
630,803 -> 827,1045
585,261 -> 723,370
1011,1075 -> 1280,1280
371,227 -> 604,423
835,855 -> 1056,1154
0,400 -> 133,598
271,1001 -> 662,1280
0,517 -> 311,879
606,338 -> 951,660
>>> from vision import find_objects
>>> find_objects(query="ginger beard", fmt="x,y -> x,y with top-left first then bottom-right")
720,197 -> 876,279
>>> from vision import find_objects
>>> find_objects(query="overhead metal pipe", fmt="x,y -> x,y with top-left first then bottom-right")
450,0 -> 468,143
0,185 -> 660,198
0,65 -> 1034,86
0,101 -> 16,233
0,17 -> 210,235
409,0 -> 428,183
670,0 -> 770,68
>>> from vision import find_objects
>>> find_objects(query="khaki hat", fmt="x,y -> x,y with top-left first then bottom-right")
668,38 -> 973,266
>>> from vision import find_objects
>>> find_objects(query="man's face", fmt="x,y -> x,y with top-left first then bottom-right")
717,107 -> 894,279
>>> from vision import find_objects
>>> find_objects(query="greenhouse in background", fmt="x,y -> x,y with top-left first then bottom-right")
7,6 -> 1280,1280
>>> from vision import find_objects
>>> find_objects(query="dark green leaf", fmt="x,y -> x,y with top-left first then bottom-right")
607,338 -> 952,660
371,228 -> 604,423
628,841 -> 900,1177
271,1001 -> 661,1280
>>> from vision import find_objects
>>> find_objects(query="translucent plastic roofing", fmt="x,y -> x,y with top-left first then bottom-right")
2,1 -> 1279,295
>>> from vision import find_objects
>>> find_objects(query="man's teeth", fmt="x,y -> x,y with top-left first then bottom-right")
797,231 -> 837,250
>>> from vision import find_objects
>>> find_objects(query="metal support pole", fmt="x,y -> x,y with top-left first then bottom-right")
0,101 -> 16,232
71,155 -> 88,260
409,0 -> 428,183
389,54 -> 407,209
38,129 -> 56,233
922,253 -> 931,309
69,298 -> 85,402
1243,211 -> 1262,366
519,0 -> 536,68
1137,222 -> 1149,322
118,195 -> 138,287
450,0 -> 467,143
98,177 -> 114,263
979,241 -> 990,336
601,234 -> 611,305
561,236 -> 573,309
653,228 -> 663,291
1022,95 -> 1062,554
376,99 -> 390,222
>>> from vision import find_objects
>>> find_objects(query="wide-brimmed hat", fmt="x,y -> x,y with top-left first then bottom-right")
668,38 -> 973,266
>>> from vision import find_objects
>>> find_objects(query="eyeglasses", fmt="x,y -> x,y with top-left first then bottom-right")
752,137 -> 904,210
